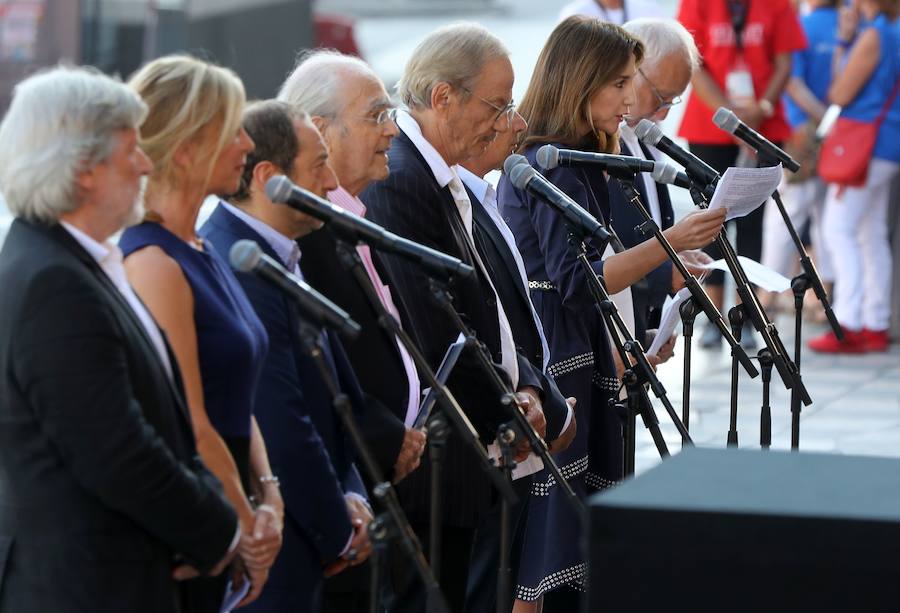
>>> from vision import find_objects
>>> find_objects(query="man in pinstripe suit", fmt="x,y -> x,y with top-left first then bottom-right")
361,23 -> 552,613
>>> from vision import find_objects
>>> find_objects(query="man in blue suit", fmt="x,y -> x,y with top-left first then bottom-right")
200,100 -> 372,612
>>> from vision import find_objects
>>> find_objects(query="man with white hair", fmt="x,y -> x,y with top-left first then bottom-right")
608,18 -> 712,347
0,66 -> 240,612
279,50 -> 426,491
279,52 -> 426,611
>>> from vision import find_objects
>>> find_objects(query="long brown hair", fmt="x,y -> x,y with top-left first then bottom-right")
518,16 -> 643,153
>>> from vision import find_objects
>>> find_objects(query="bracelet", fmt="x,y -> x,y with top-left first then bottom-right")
837,38 -> 854,48
259,474 -> 280,487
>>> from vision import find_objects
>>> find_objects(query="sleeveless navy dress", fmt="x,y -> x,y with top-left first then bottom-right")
120,221 -> 268,491
497,142 -> 622,601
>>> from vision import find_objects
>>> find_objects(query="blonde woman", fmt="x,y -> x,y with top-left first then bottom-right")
119,55 -> 282,610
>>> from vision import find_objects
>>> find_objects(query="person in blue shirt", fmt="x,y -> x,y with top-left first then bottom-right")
762,0 -> 840,310
809,0 -> 900,353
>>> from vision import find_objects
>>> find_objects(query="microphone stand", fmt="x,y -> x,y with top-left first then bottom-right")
759,152 -> 839,450
688,186 -> 813,408
426,278 -> 584,517
332,239 -> 515,608
426,276 -> 588,611
609,169 -> 759,380
566,230 -> 693,475
679,296 -> 701,446
292,317 -> 449,613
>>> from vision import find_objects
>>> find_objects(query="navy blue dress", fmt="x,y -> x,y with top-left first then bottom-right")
497,142 -> 622,600
120,222 -> 268,490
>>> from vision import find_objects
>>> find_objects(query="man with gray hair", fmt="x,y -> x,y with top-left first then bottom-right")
0,66 -> 240,612
607,17 -> 711,348
361,23 -> 550,613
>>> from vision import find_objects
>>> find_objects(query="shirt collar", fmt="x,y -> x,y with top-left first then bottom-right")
221,201 -> 301,270
395,109 -> 456,189
457,166 -> 492,205
60,220 -> 113,264
327,185 -> 367,218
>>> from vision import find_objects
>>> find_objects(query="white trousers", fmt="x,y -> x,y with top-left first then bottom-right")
762,175 -> 833,282
822,158 -> 900,331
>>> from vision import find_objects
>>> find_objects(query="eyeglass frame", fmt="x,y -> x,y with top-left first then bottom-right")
638,67 -> 683,113
360,107 -> 399,125
458,85 -> 517,126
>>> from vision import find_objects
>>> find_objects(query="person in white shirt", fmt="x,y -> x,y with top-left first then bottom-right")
558,0 -> 666,24
0,65 -> 241,613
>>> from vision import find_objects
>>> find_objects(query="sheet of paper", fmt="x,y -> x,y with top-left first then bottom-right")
487,444 -> 544,480
220,576 -> 251,613
702,256 -> 792,293
647,288 -> 692,357
707,164 -> 783,221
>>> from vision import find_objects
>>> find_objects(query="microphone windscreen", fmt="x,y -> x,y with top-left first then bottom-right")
265,174 -> 293,204
635,119 -> 664,146
229,239 -> 262,273
651,162 -> 678,185
713,107 -> 740,134
535,145 -> 559,170
508,162 -> 536,190
503,153 -> 528,176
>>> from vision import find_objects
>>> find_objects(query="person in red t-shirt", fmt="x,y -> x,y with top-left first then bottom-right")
677,0 -> 806,348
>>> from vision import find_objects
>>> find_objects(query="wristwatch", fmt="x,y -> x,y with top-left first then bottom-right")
758,98 -> 774,118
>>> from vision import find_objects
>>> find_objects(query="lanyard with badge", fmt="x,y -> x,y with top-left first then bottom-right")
724,0 -> 756,109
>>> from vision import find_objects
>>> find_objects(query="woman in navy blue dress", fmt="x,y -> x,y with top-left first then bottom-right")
119,56 -> 282,611
498,17 -> 725,611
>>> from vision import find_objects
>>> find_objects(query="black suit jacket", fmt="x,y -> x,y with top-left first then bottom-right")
361,129 -> 542,527
608,139 -> 676,342
466,183 -> 570,442
0,219 -> 236,613
297,222 -> 410,482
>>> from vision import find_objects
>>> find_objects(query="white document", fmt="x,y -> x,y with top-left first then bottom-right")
220,576 -> 251,613
647,288 -> 692,357
487,443 -> 544,480
702,256 -> 792,293
708,164 -> 783,221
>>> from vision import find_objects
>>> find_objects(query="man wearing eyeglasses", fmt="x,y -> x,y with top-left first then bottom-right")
361,23 -> 550,613
609,17 -> 711,349
277,51 -> 426,612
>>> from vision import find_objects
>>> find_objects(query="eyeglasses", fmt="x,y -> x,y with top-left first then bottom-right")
638,68 -> 682,113
361,107 -> 398,125
460,86 -> 517,126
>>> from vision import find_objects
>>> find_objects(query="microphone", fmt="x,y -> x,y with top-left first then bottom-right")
635,119 -> 720,189
229,239 -> 361,339
650,161 -> 692,190
536,144 -> 655,173
713,107 -> 800,172
265,175 -> 474,281
504,154 -> 611,243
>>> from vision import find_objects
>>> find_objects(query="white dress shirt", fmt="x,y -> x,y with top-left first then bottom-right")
620,122 -> 663,226
395,110 -> 519,389
458,166 -> 575,436
61,221 -> 173,380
